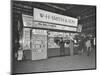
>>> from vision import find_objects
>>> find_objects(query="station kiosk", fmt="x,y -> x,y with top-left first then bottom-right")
17,8 -> 78,61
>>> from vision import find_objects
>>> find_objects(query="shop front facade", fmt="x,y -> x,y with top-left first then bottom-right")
17,8 -> 78,61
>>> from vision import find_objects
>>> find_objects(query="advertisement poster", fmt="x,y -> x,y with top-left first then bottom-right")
22,28 -> 31,50
31,29 -> 47,60
22,14 -> 33,27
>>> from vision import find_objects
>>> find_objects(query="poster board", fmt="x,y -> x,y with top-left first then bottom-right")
31,29 -> 47,60
22,28 -> 31,50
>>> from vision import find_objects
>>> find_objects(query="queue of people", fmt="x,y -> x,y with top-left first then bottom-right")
77,35 -> 96,56
54,34 -> 96,56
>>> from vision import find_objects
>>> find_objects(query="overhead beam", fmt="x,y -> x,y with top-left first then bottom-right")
45,3 -> 66,11
80,13 -> 96,20
13,3 -> 32,9
65,5 -> 74,10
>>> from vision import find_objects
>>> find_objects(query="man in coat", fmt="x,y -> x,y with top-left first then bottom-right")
59,37 -> 65,56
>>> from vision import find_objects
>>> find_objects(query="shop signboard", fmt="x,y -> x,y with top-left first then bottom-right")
77,24 -> 82,32
32,29 -> 47,35
48,31 -> 63,37
22,14 -> 33,27
33,8 -> 78,27
33,21 -> 77,31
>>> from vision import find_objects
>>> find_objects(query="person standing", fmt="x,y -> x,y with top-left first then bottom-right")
85,38 -> 91,56
69,40 -> 74,56
93,37 -> 96,49
59,37 -> 65,56
79,38 -> 85,55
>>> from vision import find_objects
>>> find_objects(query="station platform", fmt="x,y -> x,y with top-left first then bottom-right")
13,49 -> 96,74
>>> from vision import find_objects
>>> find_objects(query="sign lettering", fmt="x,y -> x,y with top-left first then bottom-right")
34,8 -> 78,27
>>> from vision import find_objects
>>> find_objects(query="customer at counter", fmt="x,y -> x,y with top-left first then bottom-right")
59,37 -> 65,56
69,40 -> 74,56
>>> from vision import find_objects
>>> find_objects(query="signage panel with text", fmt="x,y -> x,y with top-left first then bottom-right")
33,22 -> 77,31
34,8 -> 78,27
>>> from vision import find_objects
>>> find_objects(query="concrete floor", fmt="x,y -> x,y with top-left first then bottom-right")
13,49 -> 96,74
